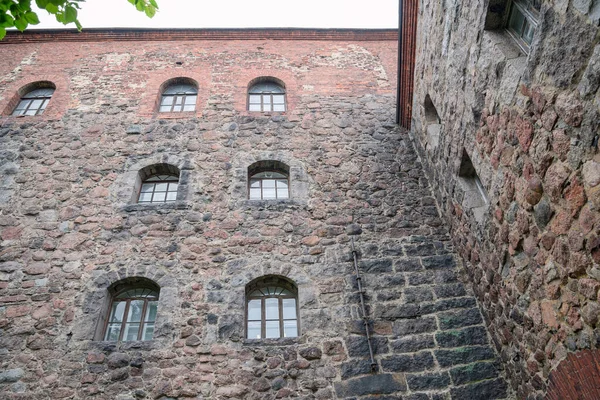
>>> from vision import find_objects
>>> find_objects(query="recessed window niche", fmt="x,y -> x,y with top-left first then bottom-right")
458,149 -> 489,222
423,94 -> 442,151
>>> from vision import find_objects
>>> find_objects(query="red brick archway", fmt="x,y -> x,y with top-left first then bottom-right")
547,350 -> 600,399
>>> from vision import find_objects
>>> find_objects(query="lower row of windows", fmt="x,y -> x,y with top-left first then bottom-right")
103,276 -> 298,341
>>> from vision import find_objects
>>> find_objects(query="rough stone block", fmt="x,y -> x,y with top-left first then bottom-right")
334,374 -> 407,398
450,362 -> 501,385
435,346 -> 496,367
380,352 -> 435,372
435,326 -> 489,348
449,378 -> 508,400
393,318 -> 437,336
390,335 -> 435,354
438,308 -> 483,330
405,372 -> 450,391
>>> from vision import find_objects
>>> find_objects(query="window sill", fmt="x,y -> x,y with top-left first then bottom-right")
89,340 -> 159,351
242,199 -> 307,210
243,337 -> 300,346
156,112 -> 200,119
120,201 -> 192,213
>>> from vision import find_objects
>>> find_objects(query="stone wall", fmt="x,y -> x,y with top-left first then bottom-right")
0,31 -> 508,399
412,1 -> 600,398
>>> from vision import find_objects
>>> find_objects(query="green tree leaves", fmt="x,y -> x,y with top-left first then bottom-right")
0,0 -> 158,39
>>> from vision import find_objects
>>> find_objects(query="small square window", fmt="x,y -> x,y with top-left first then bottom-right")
506,1 -> 539,52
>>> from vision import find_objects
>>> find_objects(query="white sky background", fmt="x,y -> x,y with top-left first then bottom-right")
31,0 -> 399,29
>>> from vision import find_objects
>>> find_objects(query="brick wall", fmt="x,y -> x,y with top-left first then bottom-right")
0,30 -> 508,399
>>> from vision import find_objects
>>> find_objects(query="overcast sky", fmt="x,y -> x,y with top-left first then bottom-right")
31,0 -> 399,30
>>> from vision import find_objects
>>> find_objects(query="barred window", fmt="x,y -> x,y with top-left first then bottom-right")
138,174 -> 179,204
12,87 -> 55,116
104,287 -> 159,342
248,160 -> 290,200
246,276 -> 298,339
159,82 -> 197,113
248,81 -> 286,112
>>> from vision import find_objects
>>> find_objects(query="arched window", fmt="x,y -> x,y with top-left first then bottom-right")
248,160 -> 290,200
159,80 -> 197,113
12,85 -> 55,116
137,164 -> 180,204
248,79 -> 286,112
246,276 -> 298,339
104,284 -> 159,342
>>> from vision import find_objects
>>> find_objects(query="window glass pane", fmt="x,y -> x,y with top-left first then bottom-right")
127,300 -> 144,322
249,95 -> 262,104
25,108 -> 38,116
105,324 -> 121,341
175,96 -> 184,105
272,95 -> 285,104
145,301 -> 158,322
123,323 -> 140,341
262,188 -> 276,199
139,192 -> 153,202
273,104 -> 286,112
26,88 -> 54,97
141,183 -> 155,193
265,320 -> 280,338
265,298 -> 279,320
109,301 -> 126,323
283,320 -> 298,338
283,298 -> 297,319
39,99 -> 49,110
185,95 -> 197,105
248,299 -> 261,321
249,188 -> 262,199
262,179 -> 276,188
247,321 -> 261,339
508,7 -> 525,36
163,84 -> 197,95
522,20 -> 534,44
253,172 -> 287,179
152,192 -> 167,202
29,99 -> 43,111
263,103 -> 272,112
161,95 -> 174,105
142,322 -> 154,341
172,105 -> 182,112
249,82 -> 284,94
168,183 -> 178,191
154,183 -> 168,192
249,104 -> 261,111
166,192 -> 177,202
159,105 -> 172,112
250,180 -> 261,188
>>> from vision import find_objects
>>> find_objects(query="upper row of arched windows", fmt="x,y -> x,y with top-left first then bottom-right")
9,77 -> 287,116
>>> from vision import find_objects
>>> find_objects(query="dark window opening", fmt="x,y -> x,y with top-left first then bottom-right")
458,149 -> 489,209
424,94 -> 440,124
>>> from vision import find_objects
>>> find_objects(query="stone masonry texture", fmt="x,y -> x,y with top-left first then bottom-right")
0,29 -> 511,399
412,1 -> 600,399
